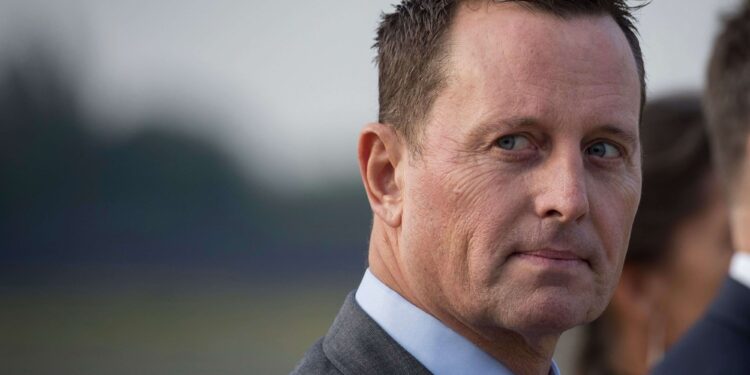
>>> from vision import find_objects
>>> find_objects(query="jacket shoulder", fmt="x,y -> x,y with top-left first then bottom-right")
653,278 -> 750,374
290,291 -> 431,375
290,337 -> 343,375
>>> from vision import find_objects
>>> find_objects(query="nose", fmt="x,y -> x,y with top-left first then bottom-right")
533,150 -> 590,223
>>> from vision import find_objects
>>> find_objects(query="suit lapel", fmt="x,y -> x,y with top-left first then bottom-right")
322,292 -> 432,375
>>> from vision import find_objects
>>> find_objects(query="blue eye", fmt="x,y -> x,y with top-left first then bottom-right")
496,135 -> 532,151
586,141 -> 621,158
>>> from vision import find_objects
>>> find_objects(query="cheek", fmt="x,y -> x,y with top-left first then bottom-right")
399,167 -> 460,275
598,205 -> 633,260
441,163 -> 528,247
410,159 -> 513,227
591,172 -> 640,252
403,161 -> 525,280
588,174 -> 641,295
442,166 -> 532,289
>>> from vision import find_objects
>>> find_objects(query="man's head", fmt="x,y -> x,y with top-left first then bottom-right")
705,2 -> 750,202
358,0 -> 643,365
375,0 -> 646,152
704,1 -> 750,255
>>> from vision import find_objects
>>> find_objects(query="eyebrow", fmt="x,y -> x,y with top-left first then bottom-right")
466,116 -> 539,146
595,125 -> 639,151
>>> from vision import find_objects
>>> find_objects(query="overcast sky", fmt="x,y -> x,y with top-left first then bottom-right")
0,0 -> 742,193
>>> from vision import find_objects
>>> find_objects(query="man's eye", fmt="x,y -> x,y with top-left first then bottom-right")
586,141 -> 621,158
495,135 -> 532,151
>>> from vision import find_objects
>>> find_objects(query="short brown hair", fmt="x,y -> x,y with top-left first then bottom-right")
705,1 -> 750,194
375,0 -> 647,150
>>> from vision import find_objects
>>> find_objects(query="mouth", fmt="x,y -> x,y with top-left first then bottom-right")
510,249 -> 590,268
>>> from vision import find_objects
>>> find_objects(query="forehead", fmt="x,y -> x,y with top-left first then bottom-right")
428,3 -> 641,135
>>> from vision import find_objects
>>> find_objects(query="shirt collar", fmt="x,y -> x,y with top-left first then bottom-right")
730,252 -> 750,289
355,269 -> 561,375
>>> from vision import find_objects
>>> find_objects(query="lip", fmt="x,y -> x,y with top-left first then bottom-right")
510,249 -> 590,267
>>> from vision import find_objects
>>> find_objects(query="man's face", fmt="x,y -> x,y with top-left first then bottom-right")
398,4 -> 642,335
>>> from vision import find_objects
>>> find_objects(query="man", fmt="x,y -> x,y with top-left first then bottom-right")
293,1 -> 645,374
653,2 -> 750,374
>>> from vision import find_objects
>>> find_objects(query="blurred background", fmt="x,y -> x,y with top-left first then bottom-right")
0,0 -> 742,374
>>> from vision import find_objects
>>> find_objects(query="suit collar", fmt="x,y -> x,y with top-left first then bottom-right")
322,292 -> 431,375
355,269 -> 560,375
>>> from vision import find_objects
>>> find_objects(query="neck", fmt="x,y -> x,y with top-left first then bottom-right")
368,220 -> 416,305
732,205 -> 750,255
453,324 -> 558,375
607,309 -> 653,375
367,219 -> 558,375
732,165 -> 750,255
732,175 -> 750,255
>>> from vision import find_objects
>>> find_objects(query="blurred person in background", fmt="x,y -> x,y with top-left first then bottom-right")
293,0 -> 646,374
577,94 -> 732,375
654,2 -> 750,374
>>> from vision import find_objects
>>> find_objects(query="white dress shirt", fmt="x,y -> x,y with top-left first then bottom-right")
355,269 -> 561,375
729,252 -> 750,289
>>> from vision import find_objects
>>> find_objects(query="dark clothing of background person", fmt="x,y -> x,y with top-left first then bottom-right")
653,278 -> 750,374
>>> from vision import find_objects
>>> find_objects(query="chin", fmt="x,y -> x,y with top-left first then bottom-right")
505,291 -> 596,335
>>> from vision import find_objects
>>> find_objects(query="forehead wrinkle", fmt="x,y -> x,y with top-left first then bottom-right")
448,11 -> 638,114
505,43 -> 634,107
457,7 -> 637,98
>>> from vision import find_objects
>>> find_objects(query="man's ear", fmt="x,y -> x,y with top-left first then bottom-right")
358,123 -> 405,228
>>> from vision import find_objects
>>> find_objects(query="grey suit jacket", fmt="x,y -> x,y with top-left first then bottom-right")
291,291 -> 431,374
